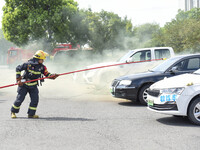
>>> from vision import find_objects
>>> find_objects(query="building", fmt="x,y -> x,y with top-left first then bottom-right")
179,0 -> 200,11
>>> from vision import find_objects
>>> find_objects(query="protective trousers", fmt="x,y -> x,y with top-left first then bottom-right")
11,84 -> 39,116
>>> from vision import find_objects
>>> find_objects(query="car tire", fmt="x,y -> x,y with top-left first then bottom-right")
188,97 -> 200,125
138,84 -> 152,105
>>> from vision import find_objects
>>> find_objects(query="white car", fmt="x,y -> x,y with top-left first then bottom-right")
147,68 -> 200,125
74,47 -> 174,88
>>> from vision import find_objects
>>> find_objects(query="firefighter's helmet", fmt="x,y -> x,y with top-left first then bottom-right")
33,50 -> 49,60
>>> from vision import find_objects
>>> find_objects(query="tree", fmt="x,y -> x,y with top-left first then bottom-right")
151,8 -> 200,52
68,9 -> 90,47
175,8 -> 200,21
84,10 -> 133,53
2,0 -> 78,51
132,23 -> 160,48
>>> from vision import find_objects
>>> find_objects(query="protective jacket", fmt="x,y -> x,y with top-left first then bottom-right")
16,58 -> 52,86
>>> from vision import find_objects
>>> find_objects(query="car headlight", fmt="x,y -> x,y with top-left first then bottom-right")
160,87 -> 184,95
119,80 -> 132,86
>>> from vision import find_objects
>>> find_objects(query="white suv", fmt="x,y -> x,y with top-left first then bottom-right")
74,47 -> 174,88
147,68 -> 200,125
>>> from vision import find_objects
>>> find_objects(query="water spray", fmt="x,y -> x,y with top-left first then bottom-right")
0,58 -> 164,89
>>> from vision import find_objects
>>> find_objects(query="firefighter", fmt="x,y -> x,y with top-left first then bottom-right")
11,50 -> 59,119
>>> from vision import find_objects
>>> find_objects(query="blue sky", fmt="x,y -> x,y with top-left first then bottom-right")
0,0 -> 181,28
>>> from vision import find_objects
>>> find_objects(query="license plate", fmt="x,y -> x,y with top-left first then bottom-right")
148,100 -> 154,106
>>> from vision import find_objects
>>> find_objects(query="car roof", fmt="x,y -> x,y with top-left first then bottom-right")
172,54 -> 200,59
129,47 -> 173,52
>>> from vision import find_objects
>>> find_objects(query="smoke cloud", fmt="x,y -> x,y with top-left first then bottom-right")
1,33 -> 196,102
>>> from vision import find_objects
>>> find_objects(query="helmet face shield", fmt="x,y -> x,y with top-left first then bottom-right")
33,50 -> 49,60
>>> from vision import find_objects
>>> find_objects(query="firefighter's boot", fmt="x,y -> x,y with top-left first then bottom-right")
28,115 -> 39,118
11,112 -> 17,119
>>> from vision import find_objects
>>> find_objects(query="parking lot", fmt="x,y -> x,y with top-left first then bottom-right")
0,66 -> 199,150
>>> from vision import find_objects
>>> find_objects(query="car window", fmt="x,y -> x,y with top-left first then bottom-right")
129,50 -> 151,62
118,50 -> 134,62
186,58 -> 200,70
152,57 -> 181,72
9,50 -> 18,57
172,60 -> 186,71
155,49 -> 170,59
171,57 -> 200,71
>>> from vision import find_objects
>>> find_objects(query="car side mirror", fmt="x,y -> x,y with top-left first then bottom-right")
169,66 -> 178,73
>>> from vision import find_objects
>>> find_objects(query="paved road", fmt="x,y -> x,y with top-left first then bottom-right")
0,66 -> 200,150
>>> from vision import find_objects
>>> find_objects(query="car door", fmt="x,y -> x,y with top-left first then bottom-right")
119,50 -> 154,75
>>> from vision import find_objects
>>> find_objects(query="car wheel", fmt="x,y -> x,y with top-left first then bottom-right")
138,84 -> 152,105
188,97 -> 200,125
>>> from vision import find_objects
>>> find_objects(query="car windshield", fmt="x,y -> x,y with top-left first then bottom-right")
151,56 -> 181,72
193,69 -> 200,74
9,50 -> 18,57
117,50 -> 135,62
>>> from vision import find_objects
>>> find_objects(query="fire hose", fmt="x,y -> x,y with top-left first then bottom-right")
0,58 -> 164,89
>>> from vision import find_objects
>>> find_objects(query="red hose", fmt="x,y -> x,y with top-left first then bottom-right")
0,58 -> 163,89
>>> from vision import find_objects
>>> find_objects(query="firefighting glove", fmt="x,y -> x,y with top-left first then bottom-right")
49,74 -> 59,80
16,76 -> 24,86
